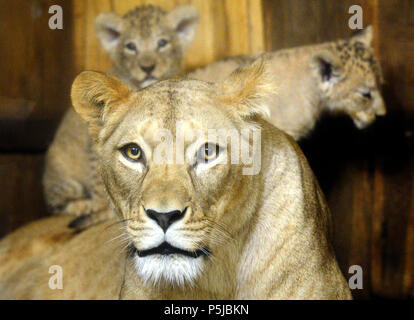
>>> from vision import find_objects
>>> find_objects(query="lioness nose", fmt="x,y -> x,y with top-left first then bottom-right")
140,64 -> 155,74
145,208 -> 186,232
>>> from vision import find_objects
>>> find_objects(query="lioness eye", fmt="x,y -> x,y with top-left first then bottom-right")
126,42 -> 137,51
122,144 -> 143,162
198,143 -> 220,163
158,39 -> 168,48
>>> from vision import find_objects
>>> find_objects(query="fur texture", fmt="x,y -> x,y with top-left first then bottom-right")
189,26 -> 386,139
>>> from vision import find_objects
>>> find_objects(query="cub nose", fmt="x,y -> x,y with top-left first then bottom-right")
140,64 -> 155,75
145,208 -> 186,232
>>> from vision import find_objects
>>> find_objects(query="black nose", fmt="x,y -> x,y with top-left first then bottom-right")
140,64 -> 155,74
145,208 -> 186,232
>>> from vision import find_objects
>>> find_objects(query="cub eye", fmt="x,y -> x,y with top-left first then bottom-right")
158,39 -> 168,48
361,91 -> 372,99
125,42 -> 137,51
197,143 -> 220,163
122,144 -> 143,162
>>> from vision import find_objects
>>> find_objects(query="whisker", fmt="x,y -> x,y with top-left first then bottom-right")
104,218 -> 134,231
121,239 -> 133,253
203,219 -> 235,244
105,233 -> 130,246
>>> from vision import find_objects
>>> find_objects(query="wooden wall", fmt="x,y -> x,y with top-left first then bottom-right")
262,0 -> 414,300
0,0 -> 74,151
0,0 -> 413,300
0,0 -> 73,236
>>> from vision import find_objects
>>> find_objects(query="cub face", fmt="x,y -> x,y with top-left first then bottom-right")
311,26 -> 386,129
95,5 -> 199,88
71,61 -> 274,286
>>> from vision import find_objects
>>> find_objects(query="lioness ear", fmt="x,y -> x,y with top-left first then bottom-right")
218,58 -> 276,119
95,12 -> 124,54
350,25 -> 373,47
167,5 -> 199,52
310,51 -> 343,85
71,71 -> 131,139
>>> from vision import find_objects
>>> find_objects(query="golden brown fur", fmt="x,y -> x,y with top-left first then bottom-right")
0,61 -> 351,299
43,5 -> 199,224
189,26 -> 386,139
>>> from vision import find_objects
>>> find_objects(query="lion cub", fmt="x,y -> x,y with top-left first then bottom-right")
189,26 -> 386,140
43,5 -> 199,227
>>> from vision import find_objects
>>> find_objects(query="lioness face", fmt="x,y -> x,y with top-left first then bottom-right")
72,61 -> 273,286
95,5 -> 199,88
102,85 -> 242,285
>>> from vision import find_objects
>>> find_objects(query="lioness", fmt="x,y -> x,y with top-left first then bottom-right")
43,5 -> 199,224
44,25 -> 386,228
189,26 -> 386,139
0,61 -> 351,299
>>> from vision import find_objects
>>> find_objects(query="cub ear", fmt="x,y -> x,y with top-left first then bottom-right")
218,58 -> 276,119
95,12 -> 124,54
310,51 -> 343,85
71,71 -> 131,140
350,25 -> 373,47
166,5 -> 199,52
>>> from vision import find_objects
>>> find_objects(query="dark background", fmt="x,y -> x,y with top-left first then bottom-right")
0,0 -> 413,299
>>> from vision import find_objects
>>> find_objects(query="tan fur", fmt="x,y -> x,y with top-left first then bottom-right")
96,4 -> 199,89
189,26 -> 386,139
1,61 -> 351,299
43,5 -> 199,222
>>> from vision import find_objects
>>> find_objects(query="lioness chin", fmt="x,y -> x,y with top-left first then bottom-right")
0,60 -> 351,299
